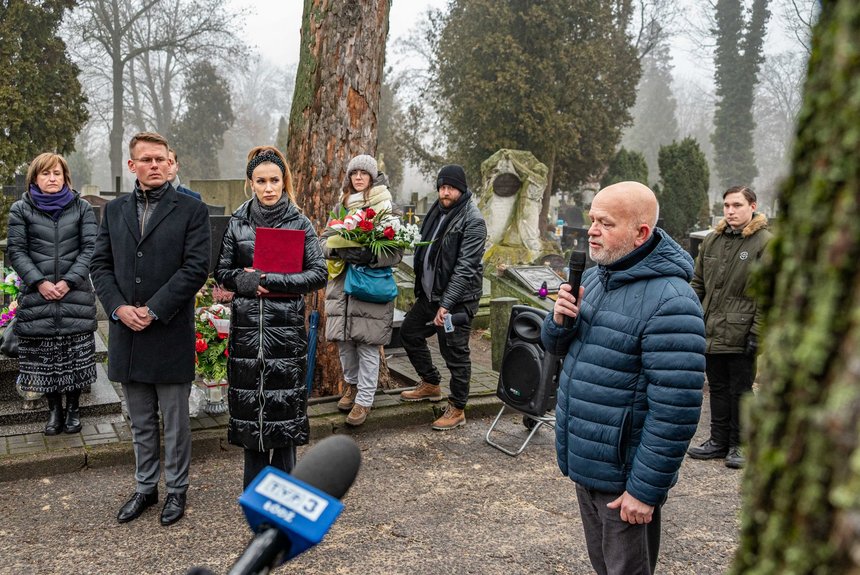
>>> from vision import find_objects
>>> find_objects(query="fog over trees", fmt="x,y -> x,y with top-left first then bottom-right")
1,0 -> 812,231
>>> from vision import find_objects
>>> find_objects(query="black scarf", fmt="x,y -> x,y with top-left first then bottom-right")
420,190 -> 473,263
249,194 -> 290,228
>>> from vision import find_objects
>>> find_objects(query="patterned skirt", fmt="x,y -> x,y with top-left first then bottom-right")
16,332 -> 97,394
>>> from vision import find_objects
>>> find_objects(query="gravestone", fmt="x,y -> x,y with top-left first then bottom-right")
477,149 -> 560,268
504,265 -> 565,295
209,215 -> 231,273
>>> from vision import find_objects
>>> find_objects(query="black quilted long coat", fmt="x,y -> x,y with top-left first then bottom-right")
214,199 -> 326,451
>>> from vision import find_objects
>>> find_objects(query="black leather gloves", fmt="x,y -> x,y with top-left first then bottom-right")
339,247 -> 374,266
745,334 -> 759,357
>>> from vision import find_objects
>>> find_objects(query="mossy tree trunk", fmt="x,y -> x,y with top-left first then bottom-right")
731,2 -> 860,573
287,0 -> 390,397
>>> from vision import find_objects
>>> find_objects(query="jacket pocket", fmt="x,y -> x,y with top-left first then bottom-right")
724,297 -> 755,347
617,409 -> 633,466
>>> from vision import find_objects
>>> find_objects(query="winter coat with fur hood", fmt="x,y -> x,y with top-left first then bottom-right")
690,213 -> 772,354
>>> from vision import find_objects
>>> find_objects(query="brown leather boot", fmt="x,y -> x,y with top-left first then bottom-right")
345,404 -> 371,427
399,380 -> 444,402
337,384 -> 358,413
431,402 -> 465,430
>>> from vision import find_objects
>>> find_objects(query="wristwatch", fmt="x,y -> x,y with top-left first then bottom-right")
146,308 -> 158,320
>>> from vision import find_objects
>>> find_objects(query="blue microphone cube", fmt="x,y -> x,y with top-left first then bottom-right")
239,466 -> 345,560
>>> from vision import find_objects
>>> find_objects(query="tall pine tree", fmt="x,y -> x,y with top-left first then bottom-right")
427,0 -> 640,225
656,137 -> 710,240
287,0 -> 390,397
170,62 -> 234,180
0,0 -> 88,184
731,1 -> 860,572
711,0 -> 770,189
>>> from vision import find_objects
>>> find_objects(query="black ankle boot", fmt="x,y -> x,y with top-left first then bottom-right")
64,389 -> 82,434
44,393 -> 64,436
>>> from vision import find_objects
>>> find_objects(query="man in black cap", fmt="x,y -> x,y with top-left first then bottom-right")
399,165 -> 487,430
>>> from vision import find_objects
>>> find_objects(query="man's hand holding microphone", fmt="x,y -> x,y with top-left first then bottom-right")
554,250 -> 587,328
553,283 -> 585,327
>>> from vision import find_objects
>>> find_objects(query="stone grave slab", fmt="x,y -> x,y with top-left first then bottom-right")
504,265 -> 564,294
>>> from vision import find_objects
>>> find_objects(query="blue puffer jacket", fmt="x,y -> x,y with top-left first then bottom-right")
541,229 -> 705,506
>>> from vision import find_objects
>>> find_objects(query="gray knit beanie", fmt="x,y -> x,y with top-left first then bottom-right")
346,154 -> 378,178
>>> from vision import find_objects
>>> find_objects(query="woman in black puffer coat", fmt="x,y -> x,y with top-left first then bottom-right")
6,152 -> 98,436
214,146 -> 326,488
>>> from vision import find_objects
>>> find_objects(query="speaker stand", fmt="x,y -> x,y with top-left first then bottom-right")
485,404 -> 555,457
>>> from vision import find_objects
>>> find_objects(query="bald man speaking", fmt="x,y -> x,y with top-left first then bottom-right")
541,182 -> 706,575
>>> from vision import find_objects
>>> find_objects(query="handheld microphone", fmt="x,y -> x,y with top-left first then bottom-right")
443,311 -> 471,333
563,251 -> 587,329
227,435 -> 361,575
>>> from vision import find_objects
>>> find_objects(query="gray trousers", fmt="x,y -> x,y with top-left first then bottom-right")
575,484 -> 662,575
337,341 -> 380,407
122,381 -> 192,495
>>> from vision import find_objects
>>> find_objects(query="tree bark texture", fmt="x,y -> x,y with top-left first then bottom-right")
731,3 -> 860,573
288,0 -> 390,397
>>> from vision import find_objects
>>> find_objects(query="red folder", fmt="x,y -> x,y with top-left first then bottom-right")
252,228 -> 305,273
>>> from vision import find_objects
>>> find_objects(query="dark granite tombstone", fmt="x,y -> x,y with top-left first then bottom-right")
562,226 -> 589,251
206,204 -> 226,216
209,215 -> 231,273
505,265 -> 564,294
82,195 -> 109,225
492,173 -> 522,197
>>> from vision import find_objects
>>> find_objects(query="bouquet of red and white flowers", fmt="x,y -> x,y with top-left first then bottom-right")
195,303 -> 230,381
325,207 -> 426,256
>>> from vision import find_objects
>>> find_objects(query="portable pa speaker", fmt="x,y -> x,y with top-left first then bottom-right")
496,305 -> 562,417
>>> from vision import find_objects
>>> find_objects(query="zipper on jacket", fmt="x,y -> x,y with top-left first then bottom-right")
257,297 -> 266,452
140,192 -> 150,236
53,220 -> 61,335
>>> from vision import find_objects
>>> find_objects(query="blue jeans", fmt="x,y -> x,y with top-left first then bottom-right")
575,484 -> 661,575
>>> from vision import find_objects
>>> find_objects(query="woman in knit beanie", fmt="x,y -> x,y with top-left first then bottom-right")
320,153 -> 403,427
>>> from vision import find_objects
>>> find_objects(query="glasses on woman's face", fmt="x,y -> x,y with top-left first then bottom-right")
132,156 -> 169,165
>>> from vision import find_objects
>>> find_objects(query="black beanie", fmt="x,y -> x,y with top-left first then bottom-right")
436,164 -> 468,194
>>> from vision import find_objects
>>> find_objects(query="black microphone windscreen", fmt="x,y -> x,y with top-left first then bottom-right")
292,435 -> 361,499
569,250 -> 587,271
451,312 -> 470,327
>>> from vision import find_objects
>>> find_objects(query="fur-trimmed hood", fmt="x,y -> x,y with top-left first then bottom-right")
714,212 -> 769,237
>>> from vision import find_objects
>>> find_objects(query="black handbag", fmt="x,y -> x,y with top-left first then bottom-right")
0,316 -> 20,357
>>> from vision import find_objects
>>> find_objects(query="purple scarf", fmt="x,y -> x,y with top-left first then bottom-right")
28,183 -> 75,220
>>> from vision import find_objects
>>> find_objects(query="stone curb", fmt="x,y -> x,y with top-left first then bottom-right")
0,395 -> 504,482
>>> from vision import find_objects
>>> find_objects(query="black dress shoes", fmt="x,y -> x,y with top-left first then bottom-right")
117,490 -> 159,523
725,446 -> 746,469
160,493 -> 187,526
687,438 -> 729,460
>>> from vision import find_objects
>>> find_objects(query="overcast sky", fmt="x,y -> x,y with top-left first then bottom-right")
231,1 -> 798,91
231,0 -> 448,70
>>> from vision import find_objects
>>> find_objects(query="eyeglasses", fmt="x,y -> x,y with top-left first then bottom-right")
132,157 -> 169,165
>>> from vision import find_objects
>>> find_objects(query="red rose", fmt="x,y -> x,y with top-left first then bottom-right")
218,332 -> 228,339
358,220 -> 374,232
383,226 -> 395,240
196,332 -> 203,339
365,208 -> 376,219
196,339 -> 208,353
224,348 -> 229,357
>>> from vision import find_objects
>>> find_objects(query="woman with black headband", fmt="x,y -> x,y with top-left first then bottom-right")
214,146 -> 326,488
6,152 -> 98,436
